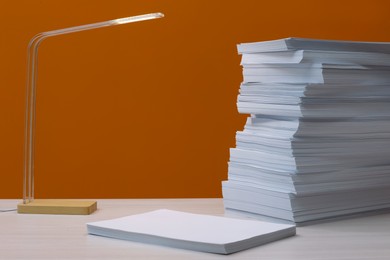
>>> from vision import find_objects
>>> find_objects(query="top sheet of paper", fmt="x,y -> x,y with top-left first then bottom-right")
87,209 -> 295,245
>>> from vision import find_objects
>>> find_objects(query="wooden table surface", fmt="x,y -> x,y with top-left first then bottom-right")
1,199 -> 389,259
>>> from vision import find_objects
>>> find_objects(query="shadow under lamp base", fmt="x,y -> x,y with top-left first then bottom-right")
17,199 -> 97,215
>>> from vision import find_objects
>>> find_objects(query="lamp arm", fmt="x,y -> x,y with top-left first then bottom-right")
23,13 -> 164,203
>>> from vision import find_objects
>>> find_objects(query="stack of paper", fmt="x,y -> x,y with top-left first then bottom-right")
223,37 -> 390,225
87,209 -> 296,254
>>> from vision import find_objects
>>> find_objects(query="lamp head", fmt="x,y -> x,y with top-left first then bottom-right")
112,13 -> 164,25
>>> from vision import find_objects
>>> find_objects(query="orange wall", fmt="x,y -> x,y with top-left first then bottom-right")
1,0 -> 390,199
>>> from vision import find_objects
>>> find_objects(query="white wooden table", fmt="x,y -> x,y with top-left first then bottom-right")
1,199 -> 389,259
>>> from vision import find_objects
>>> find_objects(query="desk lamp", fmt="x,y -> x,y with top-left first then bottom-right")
17,13 -> 164,215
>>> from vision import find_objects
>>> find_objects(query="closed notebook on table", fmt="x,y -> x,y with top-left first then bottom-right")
87,209 -> 296,254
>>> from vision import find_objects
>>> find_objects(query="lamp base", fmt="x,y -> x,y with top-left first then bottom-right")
17,199 -> 97,215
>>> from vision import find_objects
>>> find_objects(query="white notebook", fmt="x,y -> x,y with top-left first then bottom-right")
87,209 -> 296,254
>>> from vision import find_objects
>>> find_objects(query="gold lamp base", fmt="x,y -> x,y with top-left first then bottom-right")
17,199 -> 97,215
